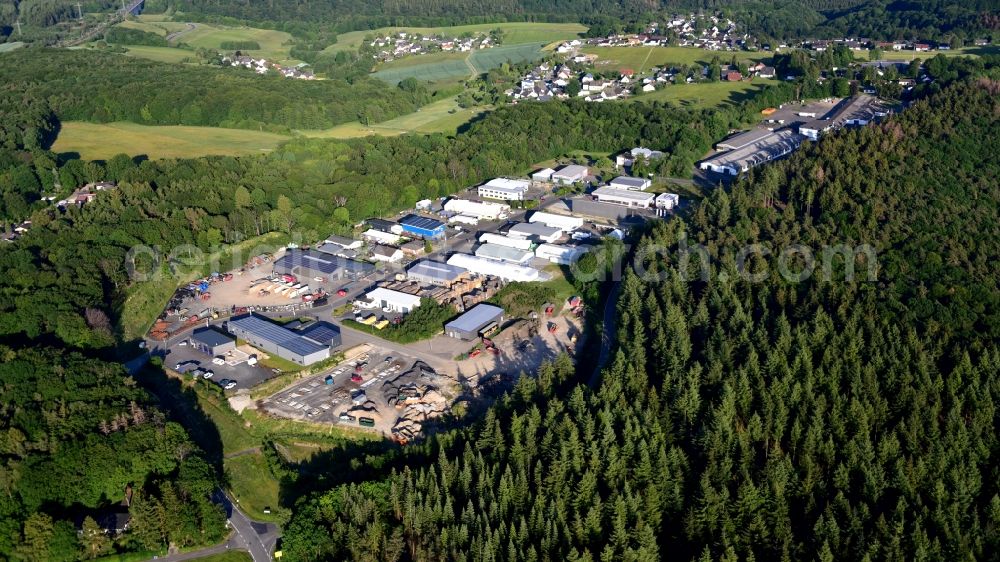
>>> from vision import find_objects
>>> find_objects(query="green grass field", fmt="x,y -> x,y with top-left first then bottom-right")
224,452 -> 281,521
324,22 -> 586,54
116,19 -> 298,63
123,45 -> 196,63
373,42 -> 546,84
863,45 -> 999,61
53,121 -> 289,160
630,79 -> 777,109
303,95 -> 488,137
583,46 -> 772,73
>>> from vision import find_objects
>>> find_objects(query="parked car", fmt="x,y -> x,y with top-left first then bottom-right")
202,370 -> 215,379
178,340 -> 188,346
271,368 -> 282,374
212,356 -> 226,366
217,378 -> 237,390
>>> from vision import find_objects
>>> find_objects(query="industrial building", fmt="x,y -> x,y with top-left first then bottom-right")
407,260 -> 468,285
227,314 -> 335,365
528,211 -> 584,231
478,178 -> 530,201
399,214 -> 446,238
699,129 -> 804,176
297,322 -> 342,348
608,176 -> 651,191
371,245 -> 404,263
362,228 -> 402,245
443,198 -> 510,220
592,186 -> 656,208
447,254 -> 540,282
272,250 -> 375,281
535,243 -> 589,265
715,128 -> 774,151
551,164 -> 589,184
615,147 -> 665,169
507,222 -> 562,243
531,168 -> 555,181
366,218 -> 401,234
475,243 -> 534,264
445,303 -> 504,340
479,232 -> 534,250
656,193 -> 680,210
190,327 -> 236,357
449,214 -> 479,226
357,287 -> 422,313
316,243 -> 358,259
323,234 -> 363,250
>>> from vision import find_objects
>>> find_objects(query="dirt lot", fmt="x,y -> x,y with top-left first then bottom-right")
454,313 -> 585,383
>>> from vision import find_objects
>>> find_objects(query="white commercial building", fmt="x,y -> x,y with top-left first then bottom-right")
356,287 -> 422,313
449,214 -> 480,226
551,164 -> 589,184
478,178 -> 529,201
363,229 -> 402,245
443,198 -> 510,220
507,222 -> 562,243
447,253 -> 540,282
535,243 -> 589,265
615,147 -> 665,169
323,234 -> 363,250
475,243 -> 534,264
531,168 -> 555,181
479,232 -> 534,250
592,186 -> 656,208
656,193 -> 680,210
608,176 -> 652,191
528,211 -> 584,232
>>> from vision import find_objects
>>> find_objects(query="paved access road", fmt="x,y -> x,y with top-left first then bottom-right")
148,490 -> 277,562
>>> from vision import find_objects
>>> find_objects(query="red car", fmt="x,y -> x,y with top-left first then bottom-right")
337,289 -> 348,297
350,374 -> 363,383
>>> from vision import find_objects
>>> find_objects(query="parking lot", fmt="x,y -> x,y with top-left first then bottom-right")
166,339 -> 276,390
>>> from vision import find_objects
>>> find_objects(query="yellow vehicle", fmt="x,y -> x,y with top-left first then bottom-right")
374,319 -> 390,330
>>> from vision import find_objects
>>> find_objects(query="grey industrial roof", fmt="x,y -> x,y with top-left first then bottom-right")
407,260 -> 467,282
324,234 -> 357,247
399,214 -> 444,231
716,128 -> 774,150
610,176 -> 649,188
446,304 -> 503,333
316,243 -> 357,258
299,322 -> 341,346
273,250 -> 340,274
508,222 -> 561,238
191,327 -> 234,348
366,218 -> 397,232
228,314 -> 326,356
553,164 -> 589,178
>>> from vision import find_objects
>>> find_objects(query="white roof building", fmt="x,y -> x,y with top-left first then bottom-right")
592,186 -> 656,208
356,287 -> 422,313
449,214 -> 480,226
656,193 -> 680,210
406,260 -> 468,285
443,198 -> 510,220
528,211 -> 584,232
608,176 -> 652,191
507,222 -> 562,243
535,243 -> 589,265
531,168 -> 555,181
447,253 -> 540,282
478,178 -> 530,201
475,243 -> 534,264
615,147 -> 665,169
551,164 -> 589,184
479,232 -> 534,250
370,245 -> 404,263
363,229 -> 403,245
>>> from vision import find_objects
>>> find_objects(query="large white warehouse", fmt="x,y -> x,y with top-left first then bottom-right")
479,232 -> 534,250
535,243 -> 589,265
447,254 -> 540,282
444,198 -> 510,220
478,178 -> 530,201
507,222 -> 562,243
528,211 -> 584,232
475,244 -> 534,264
355,287 -> 422,313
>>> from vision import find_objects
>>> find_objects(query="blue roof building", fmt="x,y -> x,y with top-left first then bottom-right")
399,214 -> 445,238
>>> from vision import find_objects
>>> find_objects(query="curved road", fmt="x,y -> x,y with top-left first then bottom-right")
166,23 -> 197,43
150,490 -> 276,562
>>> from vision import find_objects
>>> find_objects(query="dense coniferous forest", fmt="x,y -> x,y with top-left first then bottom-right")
277,78 -> 1000,560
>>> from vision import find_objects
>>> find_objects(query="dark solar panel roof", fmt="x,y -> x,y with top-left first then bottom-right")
273,249 -> 340,274
399,214 -> 444,231
191,327 -> 235,347
279,337 -> 326,357
229,314 -> 326,357
366,218 -> 397,232
299,322 -> 341,346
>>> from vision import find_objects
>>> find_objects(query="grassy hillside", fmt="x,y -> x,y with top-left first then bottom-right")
583,46 -> 772,73
118,18 -> 298,63
303,95 -> 488,137
53,121 -> 289,159
324,22 -> 586,53
373,42 -> 546,84
631,78 -> 779,108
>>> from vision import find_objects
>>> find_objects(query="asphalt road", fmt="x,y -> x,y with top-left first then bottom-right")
148,490 -> 276,562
